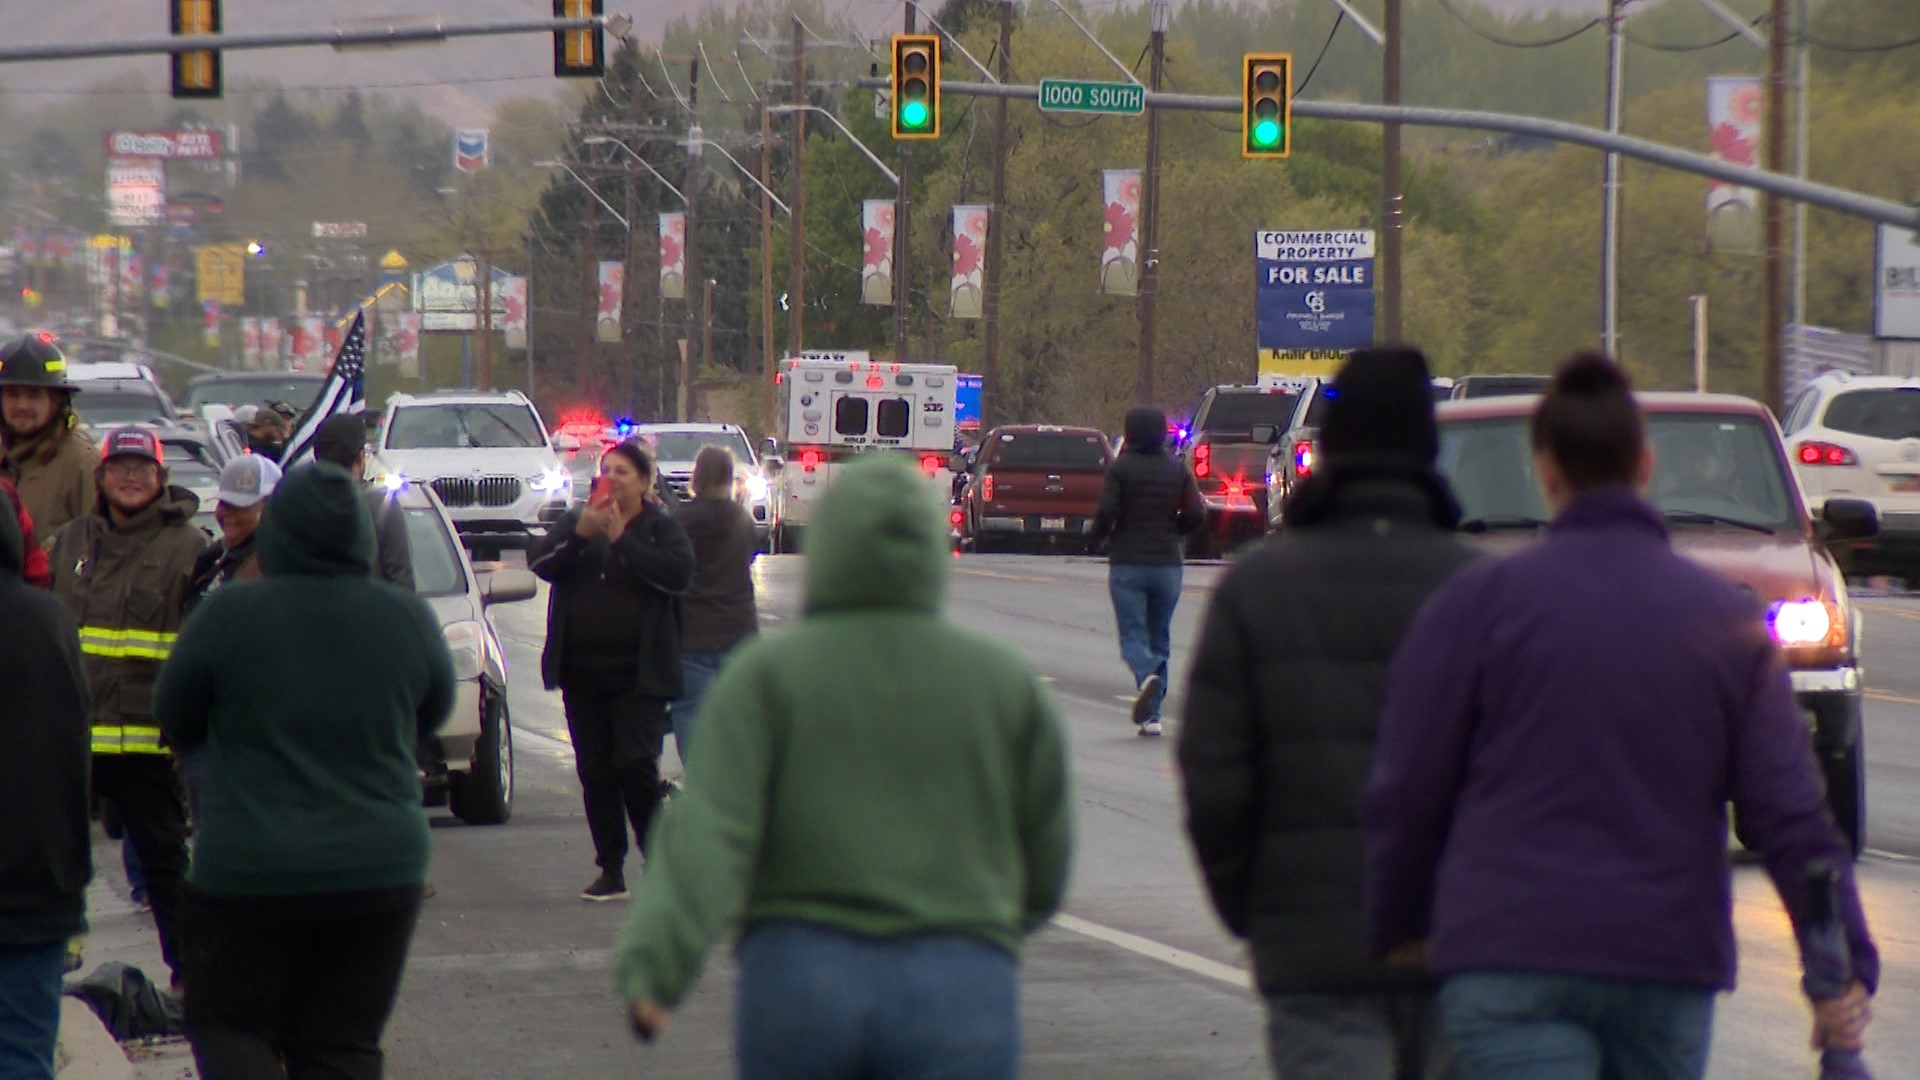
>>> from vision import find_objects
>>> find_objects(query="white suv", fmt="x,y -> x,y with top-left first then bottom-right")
376,390 -> 572,558
629,423 -> 773,550
1783,372 -> 1920,578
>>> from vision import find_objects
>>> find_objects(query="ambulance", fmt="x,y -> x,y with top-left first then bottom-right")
770,350 -> 959,554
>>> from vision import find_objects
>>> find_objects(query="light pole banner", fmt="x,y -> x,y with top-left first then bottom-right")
862,200 -> 895,306
659,213 -> 686,301
951,205 -> 988,320
1707,76 -> 1763,256
395,312 -> 423,372
241,317 -> 261,369
502,275 -> 529,349
261,317 -> 282,367
202,301 -> 221,349
1101,169 -> 1142,296
597,261 -> 625,343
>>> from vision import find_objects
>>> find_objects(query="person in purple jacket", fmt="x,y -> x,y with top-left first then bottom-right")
1364,352 -> 1877,1079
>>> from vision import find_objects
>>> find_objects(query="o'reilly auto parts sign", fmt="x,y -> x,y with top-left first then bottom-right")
1878,225 -> 1920,341
103,130 -> 224,160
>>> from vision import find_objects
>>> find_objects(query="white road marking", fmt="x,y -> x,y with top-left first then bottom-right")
1051,913 -> 1252,990
1865,848 -> 1920,864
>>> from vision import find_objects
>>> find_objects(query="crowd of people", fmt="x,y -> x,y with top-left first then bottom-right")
0,327 -> 1885,1079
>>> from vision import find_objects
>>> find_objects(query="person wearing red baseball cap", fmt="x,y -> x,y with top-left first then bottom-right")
46,425 -> 207,993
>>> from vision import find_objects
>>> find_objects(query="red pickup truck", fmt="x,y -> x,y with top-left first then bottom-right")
956,425 -> 1113,554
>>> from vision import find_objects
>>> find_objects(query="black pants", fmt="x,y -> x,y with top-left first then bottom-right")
184,885 -> 424,1080
94,753 -> 191,985
560,674 -> 669,873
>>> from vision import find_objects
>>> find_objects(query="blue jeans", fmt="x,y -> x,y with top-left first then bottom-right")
123,835 -> 147,897
1109,563 -> 1183,718
735,920 -> 1019,1080
672,651 -> 728,765
1439,972 -> 1715,1080
0,943 -> 67,1080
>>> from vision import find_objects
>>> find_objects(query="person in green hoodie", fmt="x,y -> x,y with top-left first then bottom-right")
154,461 -> 456,1079
614,455 -> 1074,1079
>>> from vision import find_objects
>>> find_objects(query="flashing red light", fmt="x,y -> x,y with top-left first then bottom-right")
1796,441 -> 1857,467
798,448 -> 824,473
36,330 -> 56,345
1225,478 -> 1246,501
1292,439 -> 1315,478
1194,443 -> 1211,479
982,473 -> 995,502
866,375 -> 885,390
919,454 -> 941,474
949,508 -> 964,527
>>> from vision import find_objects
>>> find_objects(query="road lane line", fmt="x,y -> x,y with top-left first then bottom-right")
1864,848 -> 1920,864
1857,602 -> 1920,620
1051,914 -> 1252,990
1866,689 -> 1920,708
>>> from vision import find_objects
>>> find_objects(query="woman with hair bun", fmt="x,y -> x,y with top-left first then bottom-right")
1365,352 -> 1877,1078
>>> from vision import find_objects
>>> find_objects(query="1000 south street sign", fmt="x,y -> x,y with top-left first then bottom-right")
1038,79 -> 1144,116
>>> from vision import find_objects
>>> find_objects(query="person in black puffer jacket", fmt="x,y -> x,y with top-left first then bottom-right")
0,483 -> 91,1079
1091,405 -> 1205,737
1177,348 -> 1480,1079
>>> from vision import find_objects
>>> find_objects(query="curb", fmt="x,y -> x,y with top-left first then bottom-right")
56,997 -> 135,1080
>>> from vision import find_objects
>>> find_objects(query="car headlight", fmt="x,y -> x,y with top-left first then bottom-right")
381,471 -> 408,493
1768,598 -> 1839,647
744,473 -> 769,500
529,467 -> 571,494
443,620 -> 485,682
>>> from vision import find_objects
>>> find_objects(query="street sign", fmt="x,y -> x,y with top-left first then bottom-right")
1038,79 -> 1144,117
196,244 -> 246,306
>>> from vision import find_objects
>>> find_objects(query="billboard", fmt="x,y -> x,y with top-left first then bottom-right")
106,159 -> 166,227
411,254 -> 512,332
1876,225 -> 1920,341
1254,229 -> 1376,380
105,129 -> 224,159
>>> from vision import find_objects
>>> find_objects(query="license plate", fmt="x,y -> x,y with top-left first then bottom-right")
1041,517 -> 1067,531
1892,478 -> 1920,494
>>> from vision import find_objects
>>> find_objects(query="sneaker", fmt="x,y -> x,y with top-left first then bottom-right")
1131,675 -> 1162,727
1138,719 -> 1163,738
130,888 -> 151,913
581,870 -> 629,902
657,777 -> 683,803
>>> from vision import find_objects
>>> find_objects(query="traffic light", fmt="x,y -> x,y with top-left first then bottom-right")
1242,53 -> 1292,159
170,0 -> 221,99
553,0 -> 606,78
891,35 -> 941,140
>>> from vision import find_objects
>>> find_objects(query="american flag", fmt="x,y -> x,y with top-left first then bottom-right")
278,309 -> 367,470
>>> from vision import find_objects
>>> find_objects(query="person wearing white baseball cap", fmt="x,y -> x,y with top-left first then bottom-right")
187,454 -> 282,614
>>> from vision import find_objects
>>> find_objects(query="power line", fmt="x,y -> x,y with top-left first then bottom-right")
1434,0 -> 1603,49
1625,16 -> 1765,53
0,72 -> 555,96
1802,30 -> 1920,53
1295,12 -> 1347,97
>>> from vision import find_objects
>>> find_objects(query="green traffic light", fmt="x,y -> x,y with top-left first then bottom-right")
901,99 -> 930,129
1252,118 -> 1282,147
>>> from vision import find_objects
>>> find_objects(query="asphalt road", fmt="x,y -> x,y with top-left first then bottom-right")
370,555 -> 1920,1077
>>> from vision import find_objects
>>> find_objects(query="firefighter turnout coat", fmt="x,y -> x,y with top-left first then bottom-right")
49,487 -> 206,755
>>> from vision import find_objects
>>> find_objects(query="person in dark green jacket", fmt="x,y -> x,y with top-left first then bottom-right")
155,461 -> 455,1078
614,455 -> 1074,1078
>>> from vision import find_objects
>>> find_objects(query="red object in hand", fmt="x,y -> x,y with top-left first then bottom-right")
589,475 -> 614,509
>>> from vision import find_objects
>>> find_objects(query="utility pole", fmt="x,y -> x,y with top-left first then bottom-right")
1381,0 -> 1404,343
1764,0 -> 1790,413
682,55 -> 702,422
477,246 -> 494,390
1791,0 -> 1811,339
1600,0 -> 1625,358
896,4 -> 918,361
982,0 -> 1012,423
788,15 -> 807,356
1138,0 -> 1167,406
702,277 -> 715,420
581,154 -> 598,360
759,101 -> 778,430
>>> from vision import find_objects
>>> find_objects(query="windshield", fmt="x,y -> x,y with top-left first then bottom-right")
1821,388 -> 1920,443
400,503 -> 467,597
71,389 -> 175,427
385,404 -> 544,450
1438,413 -> 1800,533
187,376 -> 325,412
986,432 -> 1111,469
1455,377 -> 1551,400
638,430 -> 753,466
1200,390 -> 1299,432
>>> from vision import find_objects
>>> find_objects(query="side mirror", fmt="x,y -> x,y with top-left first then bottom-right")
479,568 -> 539,605
763,437 -> 779,456
1250,423 -> 1279,446
1817,497 -> 1879,543
948,452 -> 968,473
764,456 -> 784,473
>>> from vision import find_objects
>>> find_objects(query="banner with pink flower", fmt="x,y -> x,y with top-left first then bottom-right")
1101,170 -> 1142,296
1706,76 -> 1762,256
659,212 -> 686,301
951,205 -> 988,320
597,261 -> 625,343
240,317 -> 262,369
261,317 -> 282,367
502,275 -> 529,349
862,200 -> 896,306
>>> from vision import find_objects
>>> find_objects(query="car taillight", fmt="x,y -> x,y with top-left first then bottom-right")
1194,443 -> 1211,479
1292,440 -> 1315,477
798,448 -> 823,473
949,508 -> 964,528
920,454 -> 941,475
982,473 -> 995,502
1796,441 -> 1858,467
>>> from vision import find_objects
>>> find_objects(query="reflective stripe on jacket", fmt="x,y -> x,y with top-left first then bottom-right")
49,486 -> 205,755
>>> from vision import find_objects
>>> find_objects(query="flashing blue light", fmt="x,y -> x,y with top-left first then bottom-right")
615,417 -> 635,436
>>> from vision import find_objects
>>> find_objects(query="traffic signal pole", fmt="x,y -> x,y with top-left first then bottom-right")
788,16 -> 807,357
1764,0 -> 1789,415
1380,0 -> 1403,343
1137,1 -> 1166,406
896,3 -> 917,362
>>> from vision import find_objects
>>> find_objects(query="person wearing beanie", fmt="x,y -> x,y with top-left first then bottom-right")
311,412 -> 414,591
186,454 -> 281,614
1090,405 -> 1207,737
1366,353 -> 1875,1076
155,461 -> 455,1076
1178,347 -> 1478,1077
